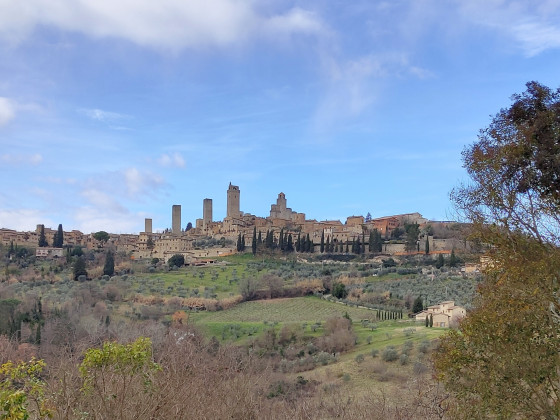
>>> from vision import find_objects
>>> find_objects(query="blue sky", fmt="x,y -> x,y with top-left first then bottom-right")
1,0 -> 559,234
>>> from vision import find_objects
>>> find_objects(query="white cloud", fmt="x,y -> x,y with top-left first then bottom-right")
0,97 -> 15,126
457,0 -> 560,56
0,209 -> 54,231
156,152 -> 185,168
0,153 -> 43,165
80,108 -> 129,122
313,53 -> 430,134
82,189 -> 129,214
73,206 -> 141,234
123,167 -> 165,198
0,0 -> 326,51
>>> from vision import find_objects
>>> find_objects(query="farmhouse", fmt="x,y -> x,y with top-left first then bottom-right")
415,300 -> 466,328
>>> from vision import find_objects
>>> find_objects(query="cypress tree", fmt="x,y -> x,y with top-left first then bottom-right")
287,234 -> 293,252
429,313 -> 433,328
325,236 -> 330,254
425,236 -> 430,254
279,228 -> 284,250
361,233 -> 366,254
425,315 -> 429,327
103,250 -> 115,276
55,224 -> 63,247
306,234 -> 311,252
241,235 -> 245,251
436,253 -> 444,269
320,230 -> 325,253
258,230 -> 262,244
369,231 -> 374,253
449,249 -> 458,267
236,233 -> 242,252
345,241 -> 349,253
296,233 -> 301,252
38,224 -> 48,247
73,256 -> 87,280
252,227 -> 257,255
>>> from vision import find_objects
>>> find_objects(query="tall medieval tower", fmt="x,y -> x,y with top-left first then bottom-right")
227,183 -> 240,218
203,198 -> 213,229
172,205 -> 181,235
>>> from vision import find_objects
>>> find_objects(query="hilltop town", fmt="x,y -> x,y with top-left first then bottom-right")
1,182 -> 470,263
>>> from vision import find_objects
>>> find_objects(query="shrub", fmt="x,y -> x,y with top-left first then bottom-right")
381,346 -> 398,362
168,254 -> 185,267
399,354 -> 409,365
371,348 -> 379,358
331,282 -> 348,299
355,354 -> 365,364
418,340 -> 431,354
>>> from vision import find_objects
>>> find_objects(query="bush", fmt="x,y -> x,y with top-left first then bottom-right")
371,349 -> 379,358
418,340 -> 431,354
168,254 -> 185,267
381,346 -> 398,362
399,354 -> 409,365
331,282 -> 348,299
355,354 -> 365,364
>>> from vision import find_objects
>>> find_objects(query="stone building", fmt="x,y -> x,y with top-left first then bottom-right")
227,183 -> 241,219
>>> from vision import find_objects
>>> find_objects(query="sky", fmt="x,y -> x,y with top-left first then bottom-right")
1,0 -> 560,234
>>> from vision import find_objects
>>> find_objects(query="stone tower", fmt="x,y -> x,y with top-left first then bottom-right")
227,183 -> 240,219
145,218 -> 152,234
203,198 -> 212,229
172,205 -> 181,235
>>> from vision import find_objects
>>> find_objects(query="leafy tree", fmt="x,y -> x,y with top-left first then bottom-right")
73,256 -> 87,280
79,337 -> 160,419
365,212 -> 372,223
38,224 -> 48,247
331,282 -> 348,299
0,358 -> 52,419
146,236 -> 154,250
72,246 -> 84,257
391,227 -> 404,240
167,254 -> 185,267
412,296 -> 423,314
185,222 -> 193,231
436,82 -> 560,419
404,223 -> 420,252
103,250 -> 115,276
93,231 -> 110,246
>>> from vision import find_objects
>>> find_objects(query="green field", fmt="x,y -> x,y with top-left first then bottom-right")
190,296 -> 447,348
192,296 -> 375,323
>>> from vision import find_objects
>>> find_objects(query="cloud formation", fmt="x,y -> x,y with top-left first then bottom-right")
0,0 -> 325,51
156,152 -> 185,168
0,153 -> 43,165
0,97 -> 15,126
457,0 -> 560,56
80,108 -> 130,122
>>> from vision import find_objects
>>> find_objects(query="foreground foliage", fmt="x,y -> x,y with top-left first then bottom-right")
438,81 -> 560,419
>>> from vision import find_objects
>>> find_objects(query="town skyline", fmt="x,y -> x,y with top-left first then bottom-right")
1,1 -> 559,233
